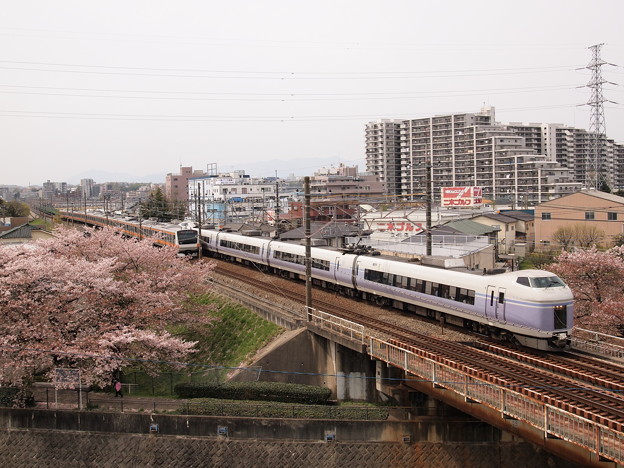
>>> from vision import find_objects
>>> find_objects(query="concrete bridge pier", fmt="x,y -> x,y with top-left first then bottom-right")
236,328 -> 393,402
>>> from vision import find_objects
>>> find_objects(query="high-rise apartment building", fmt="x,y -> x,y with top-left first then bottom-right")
507,123 -> 621,192
80,178 -> 95,198
365,120 -> 402,196
364,107 -> 624,206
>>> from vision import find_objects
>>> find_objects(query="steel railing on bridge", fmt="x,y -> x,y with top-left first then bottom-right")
368,337 -> 624,465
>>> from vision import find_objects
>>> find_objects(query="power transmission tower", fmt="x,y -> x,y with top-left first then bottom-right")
584,44 -> 615,190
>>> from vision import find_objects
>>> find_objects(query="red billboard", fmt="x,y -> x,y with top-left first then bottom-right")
441,186 -> 483,207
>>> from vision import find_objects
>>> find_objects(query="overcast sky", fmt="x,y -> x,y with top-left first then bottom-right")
1,0 -> 623,187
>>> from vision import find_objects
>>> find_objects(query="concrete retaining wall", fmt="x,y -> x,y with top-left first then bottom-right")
0,426 -> 579,468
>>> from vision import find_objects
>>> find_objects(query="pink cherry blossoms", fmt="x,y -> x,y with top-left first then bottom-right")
0,226 -> 215,389
549,246 -> 624,336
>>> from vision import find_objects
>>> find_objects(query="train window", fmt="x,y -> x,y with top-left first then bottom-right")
220,239 -> 260,254
449,286 -> 457,300
530,276 -> 566,288
458,289 -> 467,303
381,272 -> 389,285
424,281 -> 432,295
400,276 -> 410,289
516,277 -> 530,287
490,291 -> 495,306
438,284 -> 449,299
498,291 -> 505,304
414,279 -> 424,293
467,290 -> 475,305
177,230 -> 197,245
365,269 -> 382,283
311,258 -> 330,271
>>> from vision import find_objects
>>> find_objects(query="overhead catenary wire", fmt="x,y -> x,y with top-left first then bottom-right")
0,104 -> 580,122
0,83 -> 577,102
0,59 -> 579,78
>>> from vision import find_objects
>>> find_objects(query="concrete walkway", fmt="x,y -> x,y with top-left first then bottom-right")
31,382 -> 181,412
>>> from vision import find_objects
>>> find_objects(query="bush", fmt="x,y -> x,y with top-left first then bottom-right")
174,381 -> 332,405
0,387 -> 34,407
179,399 -> 389,420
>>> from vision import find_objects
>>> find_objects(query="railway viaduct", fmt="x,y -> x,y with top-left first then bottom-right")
214,278 -> 622,467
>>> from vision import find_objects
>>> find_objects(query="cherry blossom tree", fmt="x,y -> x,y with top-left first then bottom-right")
549,246 -> 624,335
0,226 -> 215,391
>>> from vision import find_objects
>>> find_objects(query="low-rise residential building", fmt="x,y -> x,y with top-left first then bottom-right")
0,223 -> 54,246
534,190 -> 624,250
469,212 -> 522,257
0,217 -> 29,232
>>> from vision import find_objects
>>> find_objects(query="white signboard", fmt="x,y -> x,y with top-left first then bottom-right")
441,187 -> 483,207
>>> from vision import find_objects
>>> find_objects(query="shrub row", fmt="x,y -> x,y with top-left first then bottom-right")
0,387 -> 34,407
174,381 -> 332,405
180,398 -> 389,420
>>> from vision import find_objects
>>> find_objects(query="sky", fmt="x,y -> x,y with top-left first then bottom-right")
1,0 -> 623,187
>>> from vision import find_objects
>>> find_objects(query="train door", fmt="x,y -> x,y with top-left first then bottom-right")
485,285 -> 498,319
497,288 -> 506,322
485,286 -> 507,321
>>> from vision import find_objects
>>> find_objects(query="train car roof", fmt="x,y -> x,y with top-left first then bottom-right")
348,251 -> 563,279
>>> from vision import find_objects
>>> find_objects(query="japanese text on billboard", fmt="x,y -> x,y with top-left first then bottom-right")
441,187 -> 483,207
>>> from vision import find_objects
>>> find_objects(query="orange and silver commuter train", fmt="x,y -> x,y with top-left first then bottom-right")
59,210 -> 199,255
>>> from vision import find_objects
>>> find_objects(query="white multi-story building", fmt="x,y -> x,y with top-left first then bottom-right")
188,171 -> 283,225
507,122 -> 622,191
365,120 -> 402,197
365,107 -> 595,206
311,164 -> 385,201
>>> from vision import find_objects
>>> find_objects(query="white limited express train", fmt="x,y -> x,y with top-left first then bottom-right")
200,230 -> 573,351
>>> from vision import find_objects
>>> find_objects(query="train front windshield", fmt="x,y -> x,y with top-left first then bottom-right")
517,276 -> 566,288
177,230 -> 198,244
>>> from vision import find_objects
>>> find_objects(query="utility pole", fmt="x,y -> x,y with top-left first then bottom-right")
138,201 -> 143,240
275,180 -> 280,232
304,176 -> 312,321
584,43 -> 616,190
197,183 -> 202,260
426,156 -> 432,256
223,189 -> 227,227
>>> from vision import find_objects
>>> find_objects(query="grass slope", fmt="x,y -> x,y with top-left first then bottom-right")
125,293 -> 283,396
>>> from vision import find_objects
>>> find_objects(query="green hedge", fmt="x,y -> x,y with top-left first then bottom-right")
180,399 -> 389,420
174,381 -> 332,405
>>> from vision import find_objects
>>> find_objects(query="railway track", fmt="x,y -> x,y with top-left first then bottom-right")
211,259 -> 624,432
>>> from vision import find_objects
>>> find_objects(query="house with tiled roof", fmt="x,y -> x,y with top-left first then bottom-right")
469,212 -> 523,256
279,222 -> 360,248
0,223 -> 55,246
